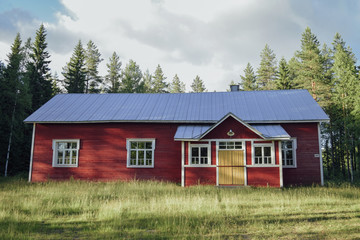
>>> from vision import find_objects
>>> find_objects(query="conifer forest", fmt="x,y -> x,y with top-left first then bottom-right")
0,25 -> 359,183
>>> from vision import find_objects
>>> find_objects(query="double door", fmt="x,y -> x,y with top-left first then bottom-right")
218,150 -> 245,185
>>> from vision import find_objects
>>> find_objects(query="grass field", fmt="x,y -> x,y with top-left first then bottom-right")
0,177 -> 360,239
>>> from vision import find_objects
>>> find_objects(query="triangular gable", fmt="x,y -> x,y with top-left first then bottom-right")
199,113 -> 265,140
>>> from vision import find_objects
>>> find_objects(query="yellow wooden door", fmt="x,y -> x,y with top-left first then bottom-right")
218,150 -> 245,185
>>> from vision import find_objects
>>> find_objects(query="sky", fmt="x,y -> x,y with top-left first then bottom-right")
0,0 -> 360,92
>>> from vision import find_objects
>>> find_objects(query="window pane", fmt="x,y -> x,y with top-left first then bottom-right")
58,142 -> 65,150
192,147 -> 199,157
264,147 -> 271,156
57,150 -> 63,164
255,147 -> 262,157
138,142 -> 145,149
200,157 -> 208,164
286,141 -> 293,149
145,142 -> 152,149
219,142 -> 226,149
130,150 -> 136,165
138,151 -> 145,165
65,150 -> 70,164
146,151 -> 152,165
71,142 -> 77,149
131,142 -> 137,149
227,142 -> 234,149
200,147 -> 208,157
235,142 -> 242,149
71,150 -> 77,164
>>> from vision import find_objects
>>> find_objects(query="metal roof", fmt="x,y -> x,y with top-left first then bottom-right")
24,89 -> 329,123
251,125 -> 290,139
174,124 -> 290,140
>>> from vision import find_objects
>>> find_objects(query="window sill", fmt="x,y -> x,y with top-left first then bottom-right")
53,165 -> 78,168
185,164 -> 216,167
127,166 -> 154,168
247,165 -> 278,167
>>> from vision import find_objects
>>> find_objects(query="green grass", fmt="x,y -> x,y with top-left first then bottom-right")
0,177 -> 360,239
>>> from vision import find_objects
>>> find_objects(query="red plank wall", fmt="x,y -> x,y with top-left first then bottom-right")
281,123 -> 321,186
31,123 -> 182,182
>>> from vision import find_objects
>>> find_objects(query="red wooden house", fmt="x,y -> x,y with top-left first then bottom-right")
24,89 -> 329,187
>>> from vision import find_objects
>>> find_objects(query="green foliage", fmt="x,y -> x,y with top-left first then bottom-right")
27,24 -> 52,111
142,69 -> 153,93
50,72 -> 62,96
256,44 -> 277,90
293,27 -> 331,107
275,57 -> 292,90
240,63 -> 257,91
169,74 -> 186,93
1,179 -> 360,239
121,59 -> 144,93
104,52 -> 122,93
63,40 -> 87,93
85,40 -> 103,93
191,75 -> 206,92
151,64 -> 168,93
0,34 -> 32,175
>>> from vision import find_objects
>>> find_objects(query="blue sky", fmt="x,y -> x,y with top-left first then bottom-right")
0,0 -> 359,91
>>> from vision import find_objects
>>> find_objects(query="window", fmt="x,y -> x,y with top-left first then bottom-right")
190,144 -> 210,165
281,140 -> 296,167
52,140 -> 80,167
218,141 -> 243,150
127,139 -> 155,168
254,144 -> 273,165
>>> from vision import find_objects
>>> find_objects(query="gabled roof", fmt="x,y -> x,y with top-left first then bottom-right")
173,113 -> 291,141
24,89 -> 329,123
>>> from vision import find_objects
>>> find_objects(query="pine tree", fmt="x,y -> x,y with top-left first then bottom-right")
256,44 -> 277,90
293,27 -> 330,106
191,75 -> 206,92
143,69 -> 153,93
121,59 -> 144,93
275,57 -> 292,90
169,74 -> 186,93
152,64 -> 168,93
50,72 -> 62,96
0,33 -> 31,175
63,40 -> 87,93
27,24 -> 52,111
85,40 -> 103,93
105,52 -> 122,93
240,63 -> 257,91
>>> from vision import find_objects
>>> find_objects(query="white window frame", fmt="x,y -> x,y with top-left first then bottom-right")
281,138 -> 297,168
218,141 -> 244,150
126,138 -> 155,168
52,139 -> 80,167
252,143 -> 275,166
188,143 -> 211,166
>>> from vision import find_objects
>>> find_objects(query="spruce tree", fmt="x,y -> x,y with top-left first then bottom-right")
63,40 -> 87,93
121,59 -> 144,93
276,57 -> 292,90
27,24 -> 52,111
105,52 -> 122,93
143,69 -> 153,93
50,72 -> 62,96
293,27 -> 330,106
169,74 -> 186,93
191,75 -> 206,92
85,40 -> 103,93
0,33 -> 31,175
152,64 -> 168,93
240,63 -> 257,91
256,44 -> 277,90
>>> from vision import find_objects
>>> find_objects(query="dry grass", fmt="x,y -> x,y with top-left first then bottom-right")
0,177 -> 359,239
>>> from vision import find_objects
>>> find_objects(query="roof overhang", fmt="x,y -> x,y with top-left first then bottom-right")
174,113 -> 291,141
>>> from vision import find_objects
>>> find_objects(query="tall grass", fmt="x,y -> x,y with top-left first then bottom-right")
0,177 -> 360,239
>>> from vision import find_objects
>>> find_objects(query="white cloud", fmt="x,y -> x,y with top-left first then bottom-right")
1,0 -> 360,92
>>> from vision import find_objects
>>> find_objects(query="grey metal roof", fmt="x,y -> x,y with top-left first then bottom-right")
251,125 -> 290,139
174,124 -> 290,140
24,89 -> 329,123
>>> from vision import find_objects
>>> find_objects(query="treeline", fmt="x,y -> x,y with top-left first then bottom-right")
0,25 -> 359,182
237,28 -> 359,182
